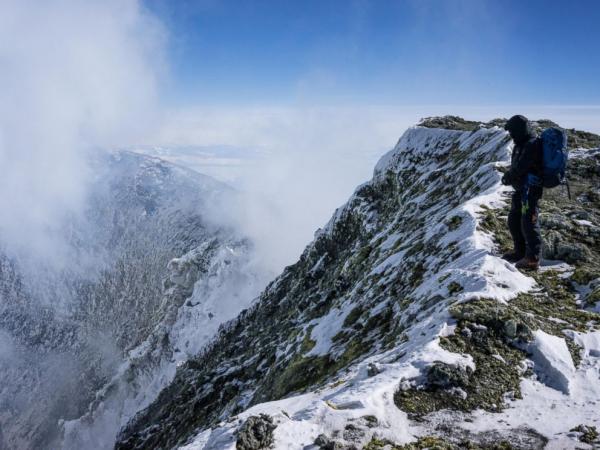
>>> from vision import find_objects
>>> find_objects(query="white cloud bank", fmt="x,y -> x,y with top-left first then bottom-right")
147,104 -> 600,269
0,0 -> 165,258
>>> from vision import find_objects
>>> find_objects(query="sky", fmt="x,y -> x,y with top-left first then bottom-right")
146,0 -> 600,108
2,0 -> 600,270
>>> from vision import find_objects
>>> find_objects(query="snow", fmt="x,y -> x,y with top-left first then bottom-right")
460,326 -> 600,447
307,304 -> 354,357
529,330 -> 576,395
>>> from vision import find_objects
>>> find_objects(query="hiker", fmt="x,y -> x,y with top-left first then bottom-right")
501,115 -> 543,270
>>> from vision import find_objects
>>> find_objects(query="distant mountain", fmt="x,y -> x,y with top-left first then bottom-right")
116,119 -> 600,450
128,145 -> 269,185
0,150 -> 272,449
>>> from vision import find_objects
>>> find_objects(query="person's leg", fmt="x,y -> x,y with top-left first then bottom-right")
507,191 -> 526,258
521,187 -> 542,259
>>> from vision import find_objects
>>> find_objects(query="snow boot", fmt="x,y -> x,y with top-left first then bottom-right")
515,256 -> 540,271
502,251 -> 524,263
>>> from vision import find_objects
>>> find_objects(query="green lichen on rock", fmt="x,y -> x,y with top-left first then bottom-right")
447,281 -> 464,295
236,414 -> 277,450
569,424 -> 599,445
395,299 -> 525,417
364,435 -> 516,450
419,116 -> 487,132
446,215 -> 463,231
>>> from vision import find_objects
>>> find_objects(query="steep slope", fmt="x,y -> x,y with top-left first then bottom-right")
0,151 -> 271,449
117,120 -> 600,450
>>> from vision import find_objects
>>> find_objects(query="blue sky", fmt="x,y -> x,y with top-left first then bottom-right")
147,0 -> 600,107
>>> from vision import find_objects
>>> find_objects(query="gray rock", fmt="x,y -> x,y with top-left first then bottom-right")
427,362 -> 469,389
361,415 -> 378,428
342,424 -> 364,442
367,363 -> 381,377
236,414 -> 276,450
540,214 -> 573,231
503,320 -> 518,339
572,210 -> 591,220
314,434 -> 348,450
557,242 -> 591,263
543,231 -> 591,263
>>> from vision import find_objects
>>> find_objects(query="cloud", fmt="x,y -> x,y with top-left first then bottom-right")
0,0 -> 166,259
147,104 -> 600,270
148,105 -> 406,269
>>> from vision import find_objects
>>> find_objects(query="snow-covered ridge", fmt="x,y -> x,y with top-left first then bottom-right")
202,127 -> 540,447
116,125 -> 566,449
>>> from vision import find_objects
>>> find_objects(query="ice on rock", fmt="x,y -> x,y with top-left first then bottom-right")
530,330 -> 576,395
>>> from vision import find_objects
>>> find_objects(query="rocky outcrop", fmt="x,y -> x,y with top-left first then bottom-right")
236,415 -> 277,450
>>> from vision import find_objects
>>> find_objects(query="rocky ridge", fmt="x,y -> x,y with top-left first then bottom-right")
116,120 -> 599,449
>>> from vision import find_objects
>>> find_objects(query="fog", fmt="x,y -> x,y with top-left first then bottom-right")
0,1 -> 168,448
150,104 -> 600,272
0,0 -> 164,262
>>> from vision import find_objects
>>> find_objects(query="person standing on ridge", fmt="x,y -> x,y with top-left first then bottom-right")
501,115 -> 543,270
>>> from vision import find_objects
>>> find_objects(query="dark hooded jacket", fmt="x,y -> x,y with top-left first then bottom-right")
504,115 -> 543,189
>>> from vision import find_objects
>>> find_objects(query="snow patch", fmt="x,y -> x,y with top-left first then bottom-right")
529,330 -> 575,395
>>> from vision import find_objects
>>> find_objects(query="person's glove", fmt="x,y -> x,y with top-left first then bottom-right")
501,172 -> 512,186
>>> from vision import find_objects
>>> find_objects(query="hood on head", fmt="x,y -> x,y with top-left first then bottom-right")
504,115 -> 533,144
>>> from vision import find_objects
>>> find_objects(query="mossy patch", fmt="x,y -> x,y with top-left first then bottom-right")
300,325 -> 317,353
447,216 -> 463,231
395,299 -> 525,417
269,355 -> 331,399
447,282 -> 464,295
571,267 -> 600,285
364,435 -> 515,450
478,206 -> 512,255
343,306 -> 364,328
570,424 -> 599,445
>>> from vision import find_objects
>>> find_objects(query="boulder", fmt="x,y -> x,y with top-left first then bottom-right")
236,414 -> 277,450
427,362 -> 469,389
543,231 -> 591,263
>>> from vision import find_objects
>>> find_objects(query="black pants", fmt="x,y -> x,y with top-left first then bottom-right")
507,187 -> 542,259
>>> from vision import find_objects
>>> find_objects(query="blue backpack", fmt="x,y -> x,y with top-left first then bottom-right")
540,127 -> 568,188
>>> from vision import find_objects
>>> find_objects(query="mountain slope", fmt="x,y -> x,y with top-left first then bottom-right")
117,120 -> 600,450
0,151 -> 271,450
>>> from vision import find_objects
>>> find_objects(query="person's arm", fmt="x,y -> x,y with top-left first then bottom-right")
504,140 -> 536,184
